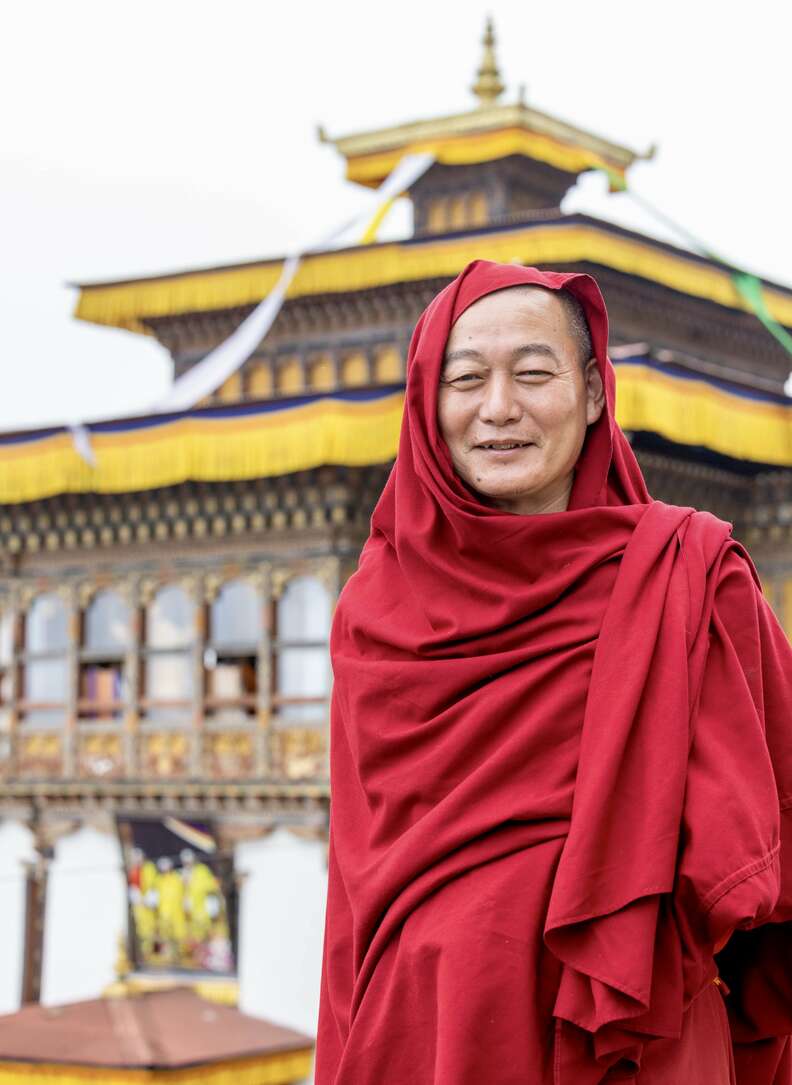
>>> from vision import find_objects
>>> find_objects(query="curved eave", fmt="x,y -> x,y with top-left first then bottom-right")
73,219 -> 792,337
340,126 -> 629,188
1,366 -> 792,506
75,219 -> 792,334
323,101 -> 641,180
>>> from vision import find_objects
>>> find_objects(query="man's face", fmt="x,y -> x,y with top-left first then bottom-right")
437,287 -> 604,515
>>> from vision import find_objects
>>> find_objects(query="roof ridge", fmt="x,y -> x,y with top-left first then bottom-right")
105,996 -> 156,1066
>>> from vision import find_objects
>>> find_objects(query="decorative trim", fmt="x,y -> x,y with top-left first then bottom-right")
0,389 -> 404,505
3,362 -> 792,507
341,126 -> 627,187
616,358 -> 792,465
0,1050 -> 315,1084
0,781 -> 329,820
323,101 -> 640,172
73,220 -> 792,335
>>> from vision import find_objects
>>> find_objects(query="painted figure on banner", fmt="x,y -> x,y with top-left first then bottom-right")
119,817 -> 235,974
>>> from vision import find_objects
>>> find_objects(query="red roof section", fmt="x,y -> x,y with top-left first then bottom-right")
0,988 -> 313,1069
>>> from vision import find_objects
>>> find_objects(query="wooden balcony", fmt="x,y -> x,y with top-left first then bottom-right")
1,711 -> 329,795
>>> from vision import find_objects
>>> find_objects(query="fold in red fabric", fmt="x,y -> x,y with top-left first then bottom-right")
315,260 -> 792,1084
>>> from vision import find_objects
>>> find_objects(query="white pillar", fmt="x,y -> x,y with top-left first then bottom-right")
41,825 -> 126,1005
0,820 -> 35,1013
237,827 -> 328,1037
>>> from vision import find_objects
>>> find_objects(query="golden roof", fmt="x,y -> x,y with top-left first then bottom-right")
73,217 -> 792,336
319,17 -> 649,188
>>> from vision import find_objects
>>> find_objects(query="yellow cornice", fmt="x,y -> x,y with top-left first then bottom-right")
340,127 -> 629,188
0,1049 -> 314,1084
74,222 -> 792,335
321,102 -> 640,183
1,367 -> 792,506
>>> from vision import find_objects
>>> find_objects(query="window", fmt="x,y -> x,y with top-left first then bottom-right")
469,191 -> 488,227
218,373 -> 242,402
307,355 -> 335,392
276,357 -> 303,395
23,593 -> 69,727
373,346 -> 402,383
273,575 -> 331,724
206,579 -> 261,722
79,590 -> 130,721
143,586 -> 194,721
340,352 -> 368,387
427,197 -> 447,233
448,195 -> 467,230
248,362 -> 273,399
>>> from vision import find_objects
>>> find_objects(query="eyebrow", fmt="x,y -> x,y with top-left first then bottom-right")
442,343 -> 560,366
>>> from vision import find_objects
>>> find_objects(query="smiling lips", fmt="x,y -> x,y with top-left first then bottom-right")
475,439 -> 533,452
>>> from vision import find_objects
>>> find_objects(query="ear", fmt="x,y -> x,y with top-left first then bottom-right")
584,358 -> 605,425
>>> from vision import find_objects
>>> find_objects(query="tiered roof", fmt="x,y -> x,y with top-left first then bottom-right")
6,19 -> 792,505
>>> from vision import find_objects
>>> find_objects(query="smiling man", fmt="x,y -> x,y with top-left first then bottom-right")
316,261 -> 792,1085
438,286 -> 604,516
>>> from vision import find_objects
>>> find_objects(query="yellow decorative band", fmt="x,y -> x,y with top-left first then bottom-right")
0,391 -> 405,505
614,361 -> 792,465
342,127 -> 625,187
0,368 -> 790,507
74,223 -> 792,337
345,127 -> 624,188
0,1049 -> 314,1085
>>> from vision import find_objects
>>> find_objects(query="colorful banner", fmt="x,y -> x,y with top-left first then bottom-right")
117,816 -> 235,975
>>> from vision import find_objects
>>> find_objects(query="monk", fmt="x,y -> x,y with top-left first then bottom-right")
315,261 -> 792,1084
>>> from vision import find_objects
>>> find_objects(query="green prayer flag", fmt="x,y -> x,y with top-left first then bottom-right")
595,167 -> 792,364
732,272 -> 792,357
599,164 -> 627,193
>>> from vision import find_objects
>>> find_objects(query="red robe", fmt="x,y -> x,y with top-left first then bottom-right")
315,261 -> 792,1084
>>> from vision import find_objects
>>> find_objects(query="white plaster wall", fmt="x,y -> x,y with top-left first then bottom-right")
2,820 -> 328,1082
0,820 -> 35,1013
237,827 -> 328,1045
41,826 -> 127,1006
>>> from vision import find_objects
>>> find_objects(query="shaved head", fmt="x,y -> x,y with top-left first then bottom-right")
504,286 -> 593,368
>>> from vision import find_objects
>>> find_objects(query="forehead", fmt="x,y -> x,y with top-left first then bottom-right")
446,287 -> 570,351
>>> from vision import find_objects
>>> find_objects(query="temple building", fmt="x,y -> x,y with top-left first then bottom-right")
1,20 -> 792,1078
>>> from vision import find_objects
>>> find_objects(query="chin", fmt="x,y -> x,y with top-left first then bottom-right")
470,477 -> 542,504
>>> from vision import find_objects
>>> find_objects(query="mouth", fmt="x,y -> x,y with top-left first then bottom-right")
474,440 -> 533,452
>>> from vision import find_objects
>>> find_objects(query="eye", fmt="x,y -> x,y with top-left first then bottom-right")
516,369 -> 552,380
441,372 -> 484,385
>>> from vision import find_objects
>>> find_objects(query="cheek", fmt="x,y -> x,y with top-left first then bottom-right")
534,391 -> 587,454
531,390 -> 581,436
437,395 -> 469,449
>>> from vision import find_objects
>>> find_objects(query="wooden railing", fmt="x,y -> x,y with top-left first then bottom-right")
1,712 -> 329,783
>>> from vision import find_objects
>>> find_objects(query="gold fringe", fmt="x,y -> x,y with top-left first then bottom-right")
343,126 -> 625,186
615,363 -> 792,465
0,394 -> 404,505
1,366 -> 790,506
73,224 -> 792,335
0,1049 -> 314,1084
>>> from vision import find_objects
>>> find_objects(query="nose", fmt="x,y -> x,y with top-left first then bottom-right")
478,371 -> 522,426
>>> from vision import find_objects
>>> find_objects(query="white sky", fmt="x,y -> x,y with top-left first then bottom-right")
1,0 -> 791,432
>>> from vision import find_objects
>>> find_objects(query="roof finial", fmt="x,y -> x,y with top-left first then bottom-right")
471,16 -> 505,107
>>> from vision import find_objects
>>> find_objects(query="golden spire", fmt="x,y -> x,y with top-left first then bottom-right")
471,16 -> 505,107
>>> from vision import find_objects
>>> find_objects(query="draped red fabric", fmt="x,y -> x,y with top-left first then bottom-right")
315,260 -> 792,1084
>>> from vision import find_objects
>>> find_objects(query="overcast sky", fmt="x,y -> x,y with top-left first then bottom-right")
2,0 -> 791,431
